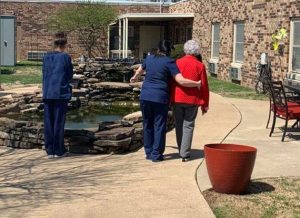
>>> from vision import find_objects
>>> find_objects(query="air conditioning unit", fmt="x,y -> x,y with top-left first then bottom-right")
208,62 -> 218,75
110,50 -> 132,59
27,51 -> 47,61
229,67 -> 242,81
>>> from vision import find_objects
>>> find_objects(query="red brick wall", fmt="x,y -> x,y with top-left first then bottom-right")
170,0 -> 300,88
0,1 -> 167,60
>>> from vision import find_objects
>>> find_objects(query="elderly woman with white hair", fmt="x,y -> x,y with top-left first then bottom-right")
171,40 -> 210,162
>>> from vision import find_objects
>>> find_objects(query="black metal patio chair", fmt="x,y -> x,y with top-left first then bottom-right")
269,81 -> 300,141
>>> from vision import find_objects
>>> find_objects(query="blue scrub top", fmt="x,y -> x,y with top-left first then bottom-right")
140,55 -> 179,104
42,51 -> 73,100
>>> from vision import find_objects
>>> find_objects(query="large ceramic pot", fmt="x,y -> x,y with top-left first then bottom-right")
204,144 -> 257,194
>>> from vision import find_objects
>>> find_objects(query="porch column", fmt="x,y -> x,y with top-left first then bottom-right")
122,18 -> 126,58
118,19 -> 122,59
107,24 -> 110,58
125,17 -> 129,58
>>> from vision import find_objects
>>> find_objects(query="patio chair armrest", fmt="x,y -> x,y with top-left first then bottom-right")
285,91 -> 299,96
287,96 -> 300,103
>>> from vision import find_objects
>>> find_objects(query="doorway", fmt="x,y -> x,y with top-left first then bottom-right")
0,16 -> 16,66
139,26 -> 164,58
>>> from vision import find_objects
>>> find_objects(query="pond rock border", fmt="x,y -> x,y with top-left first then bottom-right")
0,111 -> 175,154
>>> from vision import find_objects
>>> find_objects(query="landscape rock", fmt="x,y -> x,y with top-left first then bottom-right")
87,78 -> 99,84
95,127 -> 134,140
93,137 -> 132,148
123,111 -> 143,123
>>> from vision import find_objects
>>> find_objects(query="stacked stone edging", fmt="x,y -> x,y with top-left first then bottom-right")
0,61 -> 142,114
0,61 -> 156,154
0,111 -> 174,154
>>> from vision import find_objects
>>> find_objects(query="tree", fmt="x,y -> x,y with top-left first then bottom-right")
48,1 -> 117,57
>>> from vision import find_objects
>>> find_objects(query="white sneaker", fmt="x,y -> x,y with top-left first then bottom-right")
48,155 -> 55,159
54,152 -> 68,158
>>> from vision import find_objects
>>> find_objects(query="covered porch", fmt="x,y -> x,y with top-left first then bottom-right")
108,13 -> 194,59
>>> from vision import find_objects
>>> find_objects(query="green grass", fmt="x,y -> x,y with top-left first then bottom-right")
208,76 -> 268,100
261,205 -> 277,218
0,74 -> 42,84
0,61 -> 42,84
203,177 -> 300,218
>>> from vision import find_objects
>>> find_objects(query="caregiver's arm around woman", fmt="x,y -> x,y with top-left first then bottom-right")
130,64 -> 201,88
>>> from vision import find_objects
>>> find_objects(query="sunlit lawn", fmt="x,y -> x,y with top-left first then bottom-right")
0,61 -> 42,84
208,76 -> 267,100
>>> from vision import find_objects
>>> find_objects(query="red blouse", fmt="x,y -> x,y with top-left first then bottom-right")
171,55 -> 209,109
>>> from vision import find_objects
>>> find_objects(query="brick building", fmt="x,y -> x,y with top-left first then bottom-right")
1,0 -> 300,87
0,0 -> 169,60
170,0 -> 300,87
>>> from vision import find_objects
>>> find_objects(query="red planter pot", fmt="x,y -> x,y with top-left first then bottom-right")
204,144 -> 257,194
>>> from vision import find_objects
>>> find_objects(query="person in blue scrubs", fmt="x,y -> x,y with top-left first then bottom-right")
130,40 -> 201,162
42,32 -> 73,159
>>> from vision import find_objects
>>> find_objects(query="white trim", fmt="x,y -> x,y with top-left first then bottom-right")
289,19 -> 300,73
2,0 -> 173,6
233,23 -> 237,63
289,20 -> 294,73
122,18 -> 126,58
118,19 -> 122,58
230,62 -> 243,68
125,17 -> 128,58
209,58 -> 219,64
117,13 -> 194,20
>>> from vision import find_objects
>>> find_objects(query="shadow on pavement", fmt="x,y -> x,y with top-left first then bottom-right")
164,147 -> 204,161
0,149 -> 144,216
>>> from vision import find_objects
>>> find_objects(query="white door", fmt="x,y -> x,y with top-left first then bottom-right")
0,16 -> 16,66
139,26 -> 164,58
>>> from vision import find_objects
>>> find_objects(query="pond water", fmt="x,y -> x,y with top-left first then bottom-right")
8,101 -> 140,129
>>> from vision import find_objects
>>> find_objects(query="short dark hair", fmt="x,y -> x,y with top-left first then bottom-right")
54,32 -> 67,48
157,40 -> 174,56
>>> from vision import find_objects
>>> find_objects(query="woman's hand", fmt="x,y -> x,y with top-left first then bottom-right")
202,107 -> 209,115
130,66 -> 144,83
197,80 -> 202,89
130,75 -> 137,83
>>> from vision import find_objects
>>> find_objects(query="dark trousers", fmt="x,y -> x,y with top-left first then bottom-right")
43,100 -> 68,156
141,100 -> 169,161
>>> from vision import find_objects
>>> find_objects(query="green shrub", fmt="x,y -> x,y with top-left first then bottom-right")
171,44 -> 184,59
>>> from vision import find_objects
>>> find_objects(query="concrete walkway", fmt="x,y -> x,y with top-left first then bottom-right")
197,98 -> 300,191
0,93 -> 241,218
2,93 -> 299,218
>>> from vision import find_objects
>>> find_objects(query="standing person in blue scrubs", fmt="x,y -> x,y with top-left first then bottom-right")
42,32 -> 73,159
130,40 -> 201,162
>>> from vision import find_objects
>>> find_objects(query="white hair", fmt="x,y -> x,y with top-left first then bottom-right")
183,40 -> 200,55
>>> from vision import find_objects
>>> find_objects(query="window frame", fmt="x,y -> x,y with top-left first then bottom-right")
233,21 -> 245,64
289,19 -> 300,73
211,22 -> 221,60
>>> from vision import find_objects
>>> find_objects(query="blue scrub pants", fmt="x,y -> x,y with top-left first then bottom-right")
140,100 -> 169,161
43,100 -> 68,156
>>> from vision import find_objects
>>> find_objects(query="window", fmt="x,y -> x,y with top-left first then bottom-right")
233,22 -> 244,63
175,26 -> 193,44
291,20 -> 300,72
109,26 -> 134,50
211,23 -> 220,59
186,26 -> 192,41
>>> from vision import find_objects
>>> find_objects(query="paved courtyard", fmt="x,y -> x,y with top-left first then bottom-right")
0,92 -> 299,218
